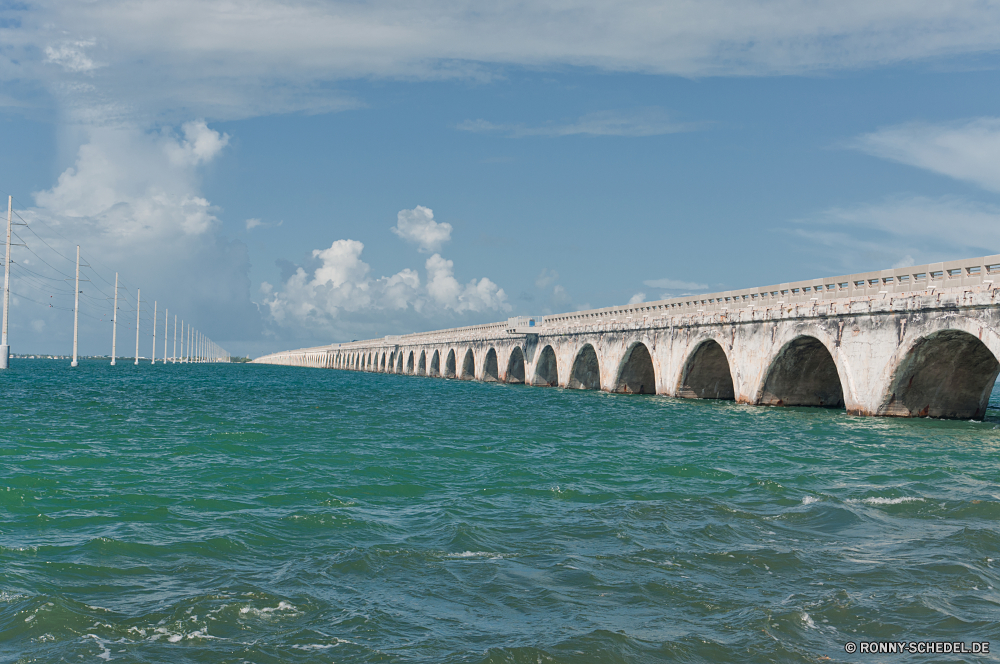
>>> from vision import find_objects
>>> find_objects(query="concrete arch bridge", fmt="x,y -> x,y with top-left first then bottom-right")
255,255 -> 1000,420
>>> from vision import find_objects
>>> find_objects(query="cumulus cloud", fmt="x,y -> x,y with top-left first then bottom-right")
391,205 -> 452,253
852,118 -> 1000,193
458,109 -> 698,138
164,120 -> 230,166
627,292 -> 646,305
261,220 -> 510,338
34,122 -> 227,237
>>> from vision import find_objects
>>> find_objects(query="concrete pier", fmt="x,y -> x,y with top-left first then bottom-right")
255,255 -> 1000,420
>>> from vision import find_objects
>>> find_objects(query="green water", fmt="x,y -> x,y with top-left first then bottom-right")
2,360 -> 999,663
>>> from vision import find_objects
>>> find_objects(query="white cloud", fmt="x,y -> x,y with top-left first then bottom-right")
245,218 -> 283,231
627,292 -> 646,305
852,118 -> 1000,193
261,233 -> 511,338
391,205 -> 452,253
535,268 -> 559,289
458,109 -> 697,138
33,123 -> 228,237
643,278 -> 709,290
164,120 -> 230,166
793,195 -> 1000,270
44,41 -> 98,73
6,2 -> 1000,123
425,254 -> 508,312
551,284 -> 572,309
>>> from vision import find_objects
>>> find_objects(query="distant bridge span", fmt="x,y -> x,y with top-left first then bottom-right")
255,255 -> 1000,420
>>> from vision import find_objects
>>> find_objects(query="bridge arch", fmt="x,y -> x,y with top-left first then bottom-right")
568,343 -> 601,390
506,347 -> 526,384
429,350 -> 440,376
396,352 -> 403,373
380,353 -> 387,372
407,351 -> 415,374
419,350 -> 428,375
460,349 -> 476,380
677,339 -> 735,400
533,345 -> 558,386
758,335 -> 844,408
879,329 -> 1000,420
615,342 -> 656,394
444,349 -> 457,378
484,348 -> 499,382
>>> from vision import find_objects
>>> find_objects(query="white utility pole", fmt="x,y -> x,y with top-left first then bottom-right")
0,196 -> 12,369
71,245 -> 80,367
187,326 -> 192,363
151,301 -> 157,364
173,315 -> 177,363
110,273 -> 118,365
180,320 -> 185,362
163,308 -> 168,364
133,288 -> 140,366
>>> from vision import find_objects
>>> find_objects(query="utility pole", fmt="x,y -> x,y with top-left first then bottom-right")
173,315 -> 177,363
71,245 -> 80,367
133,288 -> 140,366
188,326 -> 192,363
151,301 -> 157,364
0,196 -> 12,369
180,320 -> 184,362
163,308 -> 168,364
110,273 -> 118,365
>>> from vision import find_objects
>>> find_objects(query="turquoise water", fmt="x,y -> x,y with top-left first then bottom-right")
2,360 -> 1000,663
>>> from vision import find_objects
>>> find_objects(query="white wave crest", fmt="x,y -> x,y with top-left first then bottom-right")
239,601 -> 299,617
863,496 -> 924,505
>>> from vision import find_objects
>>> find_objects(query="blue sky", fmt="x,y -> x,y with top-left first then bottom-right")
2,1 -> 1000,356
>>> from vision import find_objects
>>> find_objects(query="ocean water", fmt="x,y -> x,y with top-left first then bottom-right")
2,359 -> 999,663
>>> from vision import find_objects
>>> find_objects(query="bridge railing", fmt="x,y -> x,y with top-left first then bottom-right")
540,254 -> 1000,327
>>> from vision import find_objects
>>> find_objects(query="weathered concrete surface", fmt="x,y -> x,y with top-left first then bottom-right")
255,255 -> 1000,420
